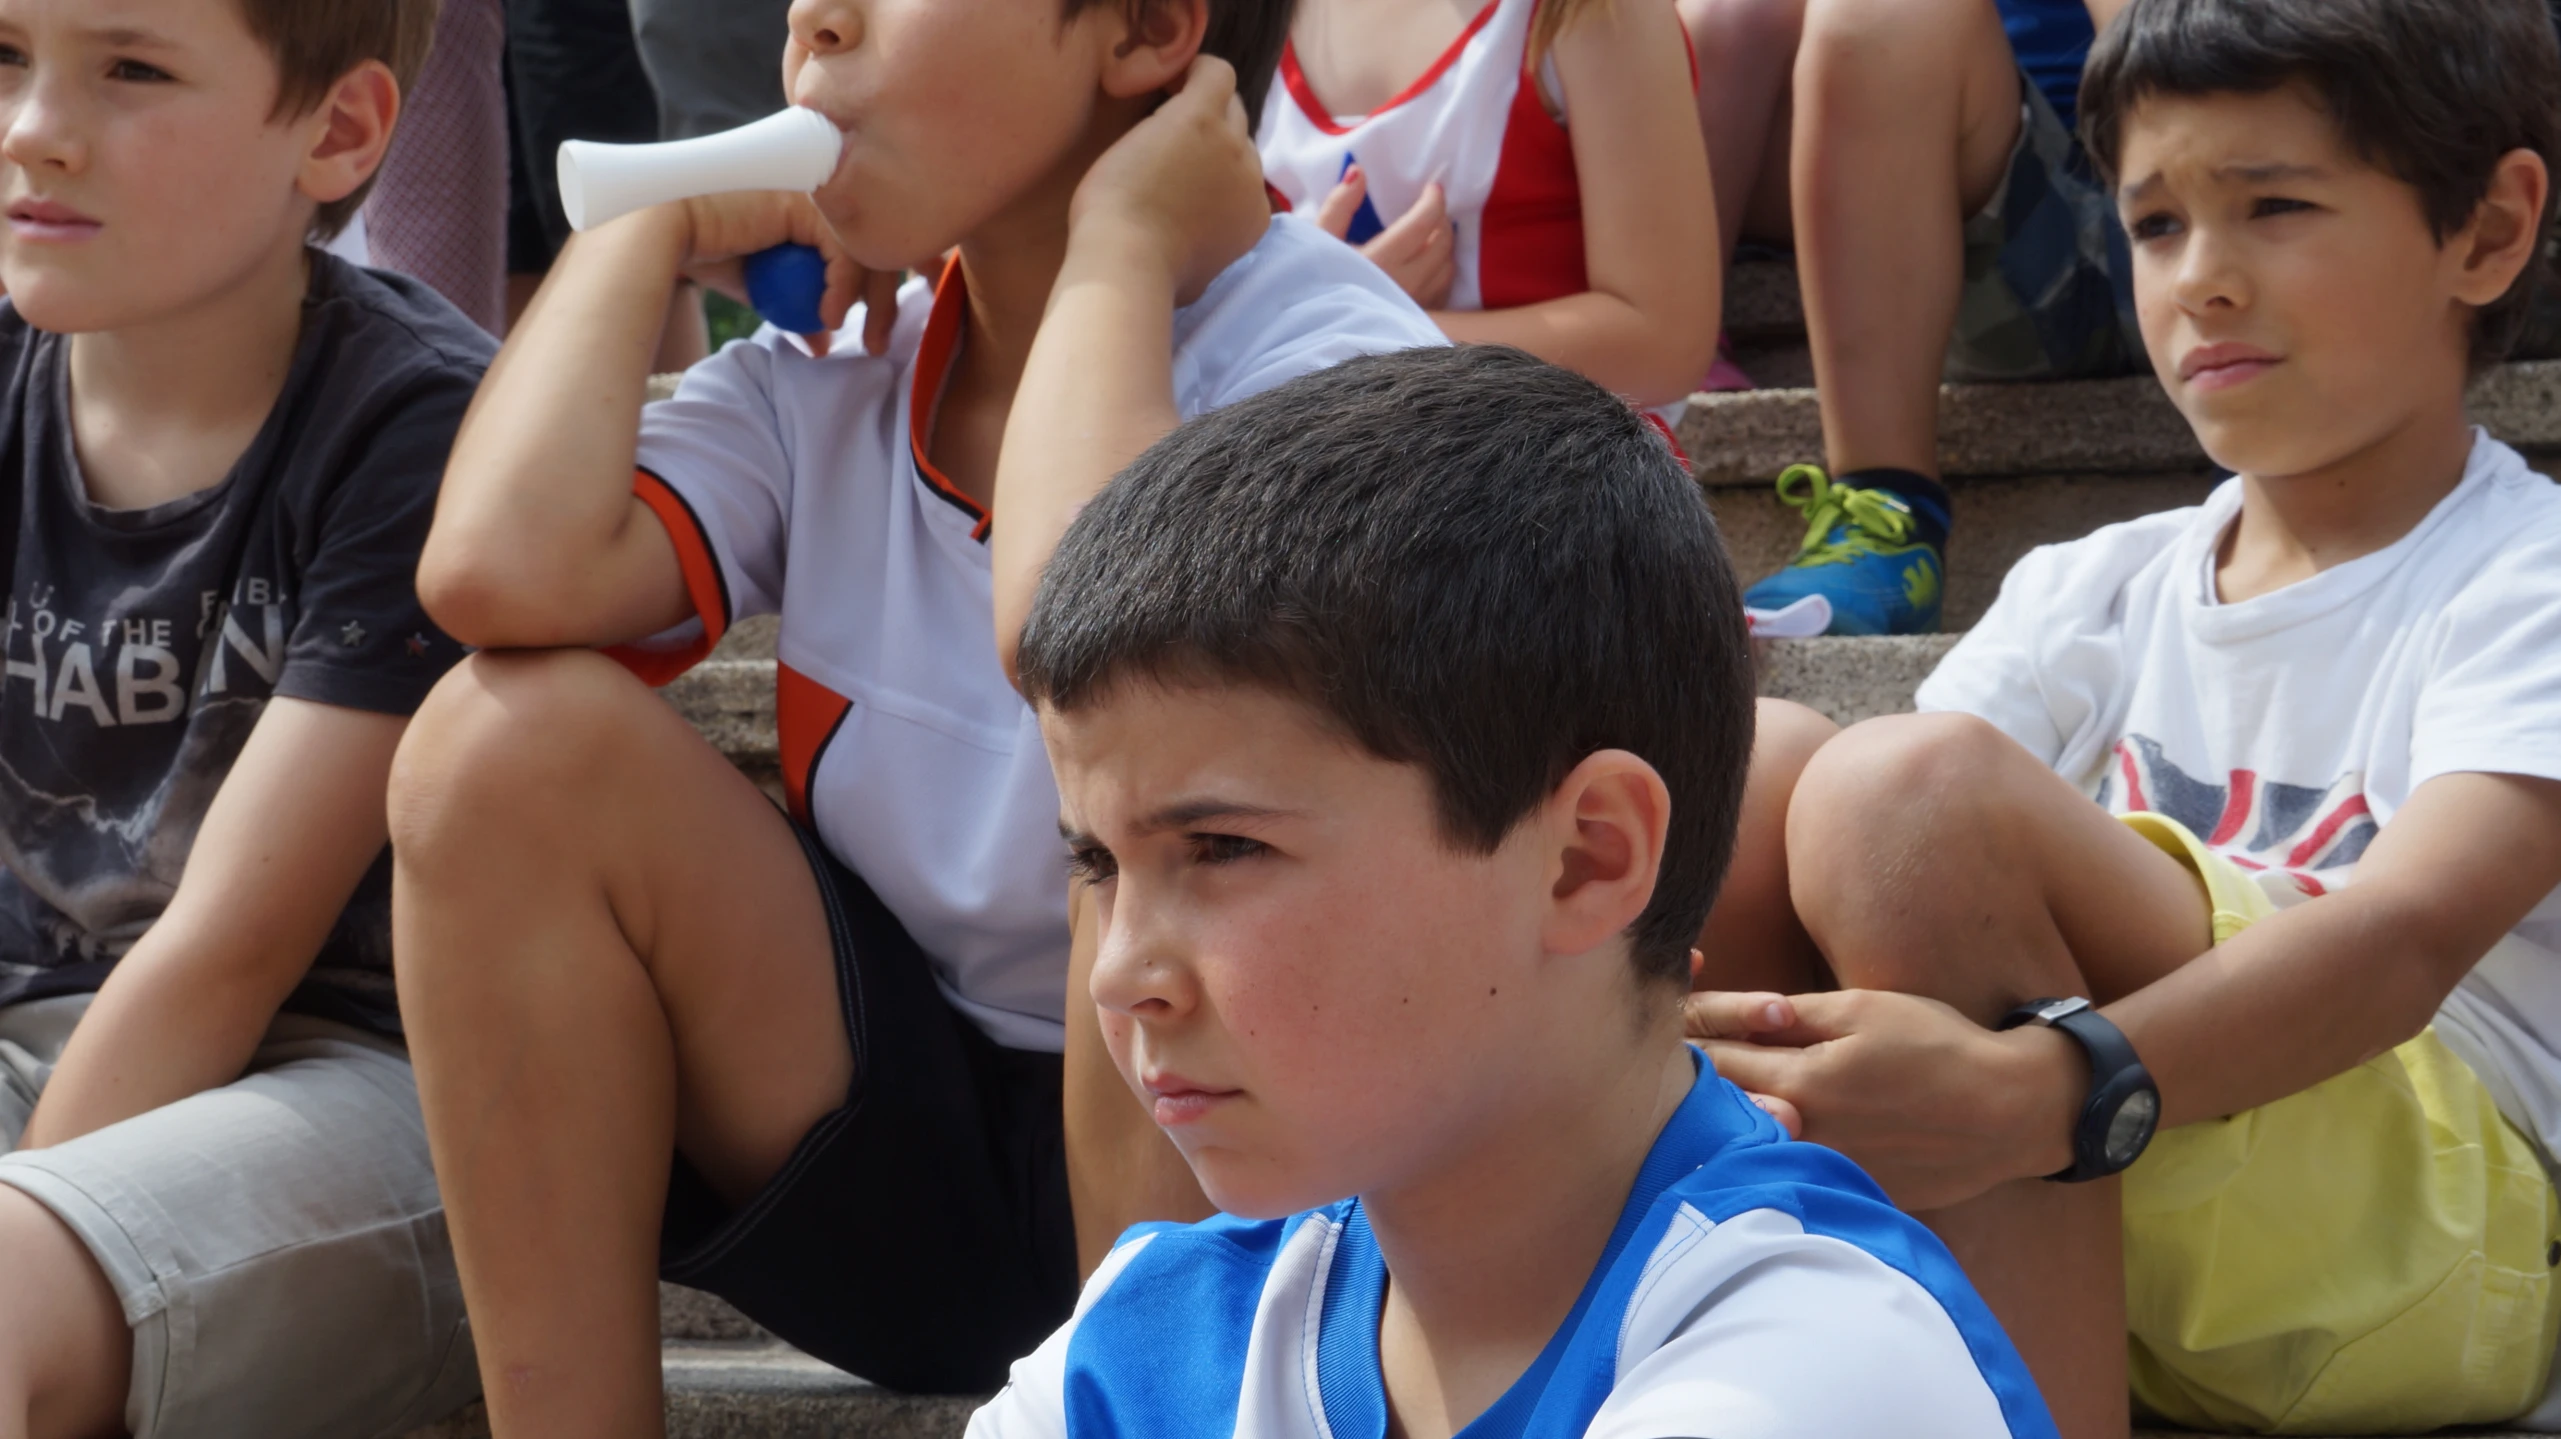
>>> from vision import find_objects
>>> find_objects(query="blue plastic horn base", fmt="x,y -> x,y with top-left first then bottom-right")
742,244 -> 829,336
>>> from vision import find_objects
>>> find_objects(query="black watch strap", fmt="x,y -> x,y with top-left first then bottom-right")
1997,997 -> 2160,1182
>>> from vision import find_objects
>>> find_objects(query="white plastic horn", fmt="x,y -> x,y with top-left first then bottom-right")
557,107 -> 844,232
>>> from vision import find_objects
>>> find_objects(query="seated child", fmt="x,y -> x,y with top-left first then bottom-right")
971,344 -> 2057,1439
1693,0 -> 2134,635
384,0 -> 1444,1430
0,0 -> 493,1435
1690,0 -> 2561,1434
1260,0 -> 1722,412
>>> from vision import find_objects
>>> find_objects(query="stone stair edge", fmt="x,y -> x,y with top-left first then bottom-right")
664,634 -> 1964,756
1677,358 -> 2561,487
404,1348 -> 2544,1439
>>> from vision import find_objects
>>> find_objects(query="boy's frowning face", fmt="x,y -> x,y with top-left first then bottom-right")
783,0 -> 1141,270
0,0 -> 329,331
1043,681 -> 1569,1221
2117,86 -> 2487,479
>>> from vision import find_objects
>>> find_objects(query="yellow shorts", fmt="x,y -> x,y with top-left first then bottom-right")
2118,812 -> 2561,1434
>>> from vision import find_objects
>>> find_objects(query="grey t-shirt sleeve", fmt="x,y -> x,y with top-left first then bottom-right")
273,367 -> 473,717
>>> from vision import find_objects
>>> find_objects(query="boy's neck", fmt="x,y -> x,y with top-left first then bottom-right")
1364,1027 -> 1695,1439
2218,390 -> 2476,604
66,233 -> 313,513
930,101 -> 1152,511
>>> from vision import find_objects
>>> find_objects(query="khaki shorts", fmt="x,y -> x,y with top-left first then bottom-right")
0,996 -> 480,1439
2119,813 -> 2561,1433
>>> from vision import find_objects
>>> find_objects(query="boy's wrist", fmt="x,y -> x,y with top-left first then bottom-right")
1060,211 -> 1186,299
1996,1022 -> 2089,1181
574,203 -> 696,279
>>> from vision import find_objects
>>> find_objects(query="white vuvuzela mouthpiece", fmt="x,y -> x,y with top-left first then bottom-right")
558,107 -> 845,232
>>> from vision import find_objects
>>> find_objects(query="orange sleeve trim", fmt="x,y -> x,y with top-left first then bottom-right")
606,469 -> 730,688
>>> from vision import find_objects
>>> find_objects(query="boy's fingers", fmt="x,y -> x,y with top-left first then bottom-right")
1682,991 -> 1798,1040
1315,168 -> 1367,239
1169,53 -> 1238,109
1697,1039 -> 1804,1098
859,268 -> 903,357
1748,1093 -> 1805,1139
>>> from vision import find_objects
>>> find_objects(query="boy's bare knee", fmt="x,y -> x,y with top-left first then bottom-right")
389,649 -> 650,862
1787,712 -> 2010,871
0,1188 -> 127,1439
1799,0 -> 1999,82
1684,0 -> 1808,59
1752,698 -> 1838,786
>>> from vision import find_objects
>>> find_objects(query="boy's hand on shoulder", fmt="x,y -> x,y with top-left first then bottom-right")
1067,57 -> 1270,305
1687,989 -> 2081,1211
671,192 -> 906,356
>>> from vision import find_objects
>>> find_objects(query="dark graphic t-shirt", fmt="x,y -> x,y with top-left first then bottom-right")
0,253 -> 493,1035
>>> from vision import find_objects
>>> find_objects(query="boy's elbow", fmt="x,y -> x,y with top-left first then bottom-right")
1615,292 -> 1722,409
1627,331 -> 1721,409
417,544 -> 549,650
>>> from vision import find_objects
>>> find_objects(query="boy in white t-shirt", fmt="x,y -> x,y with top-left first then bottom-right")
380,0 -> 1442,1429
1685,0 -> 2561,1435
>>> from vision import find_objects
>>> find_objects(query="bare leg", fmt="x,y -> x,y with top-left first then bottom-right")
0,1187 -> 128,1439
1792,0 -> 2022,474
1696,699 -> 1836,995
1680,0 -> 1807,265
1783,714 -> 2212,1439
390,651 -> 852,1439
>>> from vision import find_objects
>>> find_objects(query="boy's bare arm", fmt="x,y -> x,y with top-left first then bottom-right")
421,197 -> 877,650
990,58 -> 1270,683
1701,770 -> 2561,1207
17,699 -> 407,1148
1426,0 -> 1718,407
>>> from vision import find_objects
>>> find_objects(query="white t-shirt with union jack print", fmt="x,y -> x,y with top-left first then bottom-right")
1918,431 -> 2561,1162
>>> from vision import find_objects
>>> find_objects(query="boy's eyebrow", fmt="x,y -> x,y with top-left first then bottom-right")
1055,799 -> 1305,845
2120,161 -> 2330,204
78,24 -> 181,48
2217,161 -> 2330,184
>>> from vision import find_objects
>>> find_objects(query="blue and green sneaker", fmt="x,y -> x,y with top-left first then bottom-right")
1741,465 -> 1947,636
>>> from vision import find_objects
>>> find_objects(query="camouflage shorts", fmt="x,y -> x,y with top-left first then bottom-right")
1948,69 -> 2147,383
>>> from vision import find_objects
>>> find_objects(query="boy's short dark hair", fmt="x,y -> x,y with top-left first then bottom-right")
1066,0 -> 1293,130
2080,0 -> 2561,368
235,0 -> 442,240
1016,346 -> 1757,987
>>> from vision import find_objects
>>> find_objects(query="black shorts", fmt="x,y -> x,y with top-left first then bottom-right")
659,825 -> 1079,1394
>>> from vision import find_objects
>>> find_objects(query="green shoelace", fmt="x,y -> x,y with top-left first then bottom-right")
1775,464 -> 1919,567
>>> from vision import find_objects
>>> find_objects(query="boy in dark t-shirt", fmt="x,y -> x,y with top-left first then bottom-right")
0,2 -> 492,1436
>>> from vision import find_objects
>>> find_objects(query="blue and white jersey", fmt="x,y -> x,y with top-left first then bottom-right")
967,1055 -> 2055,1439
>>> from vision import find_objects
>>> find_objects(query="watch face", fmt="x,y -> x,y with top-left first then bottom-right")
2105,1086 -> 2161,1168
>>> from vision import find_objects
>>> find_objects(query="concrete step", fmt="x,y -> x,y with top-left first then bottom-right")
666,631 -> 1959,774
1682,359 -> 2561,486
405,1343 -> 2540,1439
403,1338 -> 979,1439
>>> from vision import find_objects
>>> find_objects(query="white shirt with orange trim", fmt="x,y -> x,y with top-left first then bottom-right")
620,215 -> 1444,1052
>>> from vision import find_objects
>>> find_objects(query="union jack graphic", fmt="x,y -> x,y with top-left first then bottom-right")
2096,735 -> 2379,898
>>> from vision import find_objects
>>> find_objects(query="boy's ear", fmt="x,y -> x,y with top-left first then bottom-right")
2452,147 -> 2552,309
1098,0 -> 1213,102
298,61 -> 402,209
1538,750 -> 1671,961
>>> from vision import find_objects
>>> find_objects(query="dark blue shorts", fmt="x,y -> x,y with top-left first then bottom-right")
659,824 -> 1079,1394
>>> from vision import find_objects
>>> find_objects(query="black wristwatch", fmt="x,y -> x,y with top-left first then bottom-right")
1996,997 -> 2160,1183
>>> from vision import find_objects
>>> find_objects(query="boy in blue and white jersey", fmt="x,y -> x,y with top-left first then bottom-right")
976,345 -> 2056,1439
